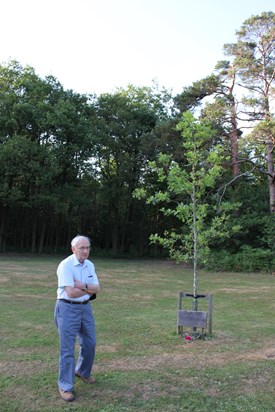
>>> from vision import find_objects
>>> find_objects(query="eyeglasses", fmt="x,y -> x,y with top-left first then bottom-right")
77,246 -> 91,251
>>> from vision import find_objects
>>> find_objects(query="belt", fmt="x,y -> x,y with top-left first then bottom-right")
59,299 -> 90,305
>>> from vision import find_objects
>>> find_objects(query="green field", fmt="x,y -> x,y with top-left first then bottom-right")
1,255 -> 275,412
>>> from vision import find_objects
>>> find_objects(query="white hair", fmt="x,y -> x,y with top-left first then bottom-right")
71,235 -> 91,248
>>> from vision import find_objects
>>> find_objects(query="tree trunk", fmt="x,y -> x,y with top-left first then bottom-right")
229,100 -> 239,178
228,67 -> 240,179
266,134 -> 275,213
0,207 -> 7,252
31,218 -> 37,253
192,168 -> 198,311
38,220 -> 46,254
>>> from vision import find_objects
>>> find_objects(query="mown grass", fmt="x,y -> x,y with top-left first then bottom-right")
1,255 -> 275,411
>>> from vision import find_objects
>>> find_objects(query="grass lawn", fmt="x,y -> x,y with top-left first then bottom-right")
1,255 -> 275,411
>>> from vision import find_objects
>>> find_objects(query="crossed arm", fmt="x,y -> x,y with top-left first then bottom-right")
65,280 -> 100,298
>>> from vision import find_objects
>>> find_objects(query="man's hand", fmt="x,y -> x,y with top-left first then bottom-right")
73,279 -> 100,295
74,280 -> 85,290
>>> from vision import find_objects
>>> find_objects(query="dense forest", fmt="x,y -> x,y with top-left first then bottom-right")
0,11 -> 274,271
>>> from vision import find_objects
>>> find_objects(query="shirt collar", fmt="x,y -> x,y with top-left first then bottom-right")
72,254 -> 86,267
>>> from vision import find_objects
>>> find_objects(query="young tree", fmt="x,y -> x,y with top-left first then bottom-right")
135,112 -> 241,310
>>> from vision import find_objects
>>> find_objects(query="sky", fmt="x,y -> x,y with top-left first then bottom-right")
0,0 -> 274,96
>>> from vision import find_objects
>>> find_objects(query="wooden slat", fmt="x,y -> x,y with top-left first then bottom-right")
177,310 -> 207,328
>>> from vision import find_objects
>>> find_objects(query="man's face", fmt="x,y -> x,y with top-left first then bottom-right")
72,238 -> 91,263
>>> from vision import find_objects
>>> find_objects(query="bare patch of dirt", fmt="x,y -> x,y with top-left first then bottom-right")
0,359 -> 50,377
2,338 -> 275,408
3,338 -> 273,381
0,276 -> 9,283
97,344 -> 119,353
218,286 -> 274,294
93,339 -> 275,373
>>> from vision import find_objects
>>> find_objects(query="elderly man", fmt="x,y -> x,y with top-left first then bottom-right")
54,235 -> 100,402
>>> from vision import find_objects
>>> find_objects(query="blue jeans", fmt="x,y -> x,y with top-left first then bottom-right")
54,300 -> 96,391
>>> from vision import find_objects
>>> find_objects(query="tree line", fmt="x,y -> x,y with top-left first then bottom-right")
0,11 -> 274,271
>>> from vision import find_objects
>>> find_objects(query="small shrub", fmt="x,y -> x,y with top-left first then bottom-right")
205,246 -> 274,272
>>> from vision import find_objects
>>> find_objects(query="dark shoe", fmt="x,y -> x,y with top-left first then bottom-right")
59,388 -> 75,402
75,371 -> 96,384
